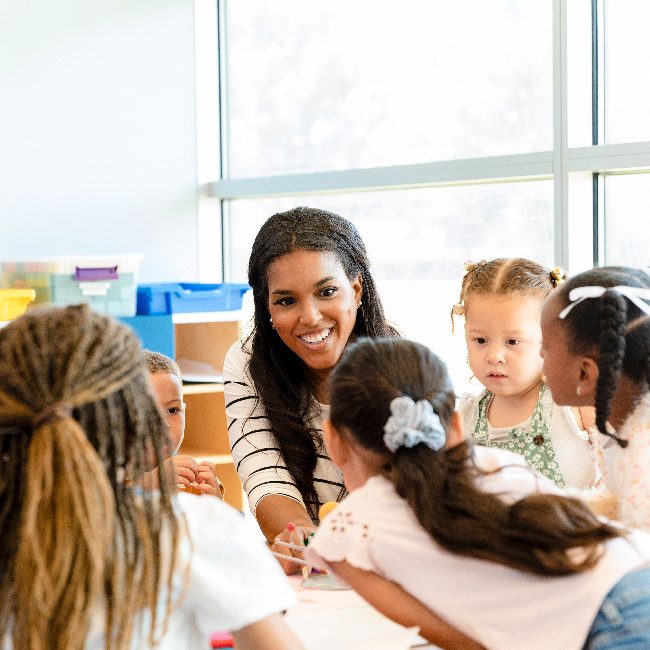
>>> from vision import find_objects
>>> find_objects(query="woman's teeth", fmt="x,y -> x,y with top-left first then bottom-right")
300,328 -> 332,344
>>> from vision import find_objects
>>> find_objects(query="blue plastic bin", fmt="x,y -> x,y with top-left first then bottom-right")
120,314 -> 175,359
136,283 -> 250,315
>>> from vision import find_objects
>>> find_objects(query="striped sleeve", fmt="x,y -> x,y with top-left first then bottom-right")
223,340 -> 305,513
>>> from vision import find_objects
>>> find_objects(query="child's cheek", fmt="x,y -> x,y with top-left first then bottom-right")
166,416 -> 184,455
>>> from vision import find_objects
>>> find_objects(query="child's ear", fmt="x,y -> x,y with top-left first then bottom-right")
323,419 -> 348,467
446,411 -> 466,448
578,356 -> 599,402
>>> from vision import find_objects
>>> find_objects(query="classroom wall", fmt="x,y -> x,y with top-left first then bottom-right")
0,0 -> 204,282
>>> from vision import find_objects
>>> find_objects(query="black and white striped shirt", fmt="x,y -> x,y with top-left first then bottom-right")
224,340 -> 345,519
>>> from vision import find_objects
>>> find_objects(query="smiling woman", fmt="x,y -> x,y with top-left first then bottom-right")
223,206 -> 398,574
267,249 -> 362,394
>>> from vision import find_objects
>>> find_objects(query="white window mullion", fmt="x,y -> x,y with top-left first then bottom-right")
553,0 -> 570,269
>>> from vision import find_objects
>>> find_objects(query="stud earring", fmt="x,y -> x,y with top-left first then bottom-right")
357,301 -> 362,308
576,385 -> 582,396
269,317 -> 274,330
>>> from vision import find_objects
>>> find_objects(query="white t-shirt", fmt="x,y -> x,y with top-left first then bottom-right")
306,447 -> 650,650
83,493 -> 294,649
224,339 -> 345,518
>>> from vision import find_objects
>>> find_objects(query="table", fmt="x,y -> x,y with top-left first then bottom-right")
283,576 -> 440,650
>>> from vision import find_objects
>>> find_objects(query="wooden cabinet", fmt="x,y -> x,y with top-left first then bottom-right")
174,312 -> 244,510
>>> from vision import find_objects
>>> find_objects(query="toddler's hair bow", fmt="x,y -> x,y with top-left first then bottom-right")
559,285 -> 650,320
383,396 -> 446,453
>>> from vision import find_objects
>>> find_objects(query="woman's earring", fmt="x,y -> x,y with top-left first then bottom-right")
576,385 -> 582,396
269,317 -> 274,330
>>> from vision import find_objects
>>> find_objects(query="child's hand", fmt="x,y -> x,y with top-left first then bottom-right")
271,522 -> 316,575
195,460 -> 226,499
169,454 -> 199,487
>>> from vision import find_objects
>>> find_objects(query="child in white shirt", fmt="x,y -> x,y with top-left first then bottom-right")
307,337 -> 650,650
0,306 -> 299,650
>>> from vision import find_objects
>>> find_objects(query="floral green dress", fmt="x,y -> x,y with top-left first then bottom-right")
473,383 -> 565,486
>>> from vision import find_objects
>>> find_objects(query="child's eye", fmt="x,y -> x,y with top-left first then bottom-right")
474,337 -> 486,345
167,407 -> 180,415
320,286 -> 339,298
506,338 -> 520,346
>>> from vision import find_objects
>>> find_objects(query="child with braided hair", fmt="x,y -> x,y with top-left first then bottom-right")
306,337 -> 650,650
451,257 -> 595,488
0,305 -> 300,650
541,266 -> 650,530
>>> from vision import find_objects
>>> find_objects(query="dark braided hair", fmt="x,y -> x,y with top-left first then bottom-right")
245,206 -> 398,521
330,338 -> 621,576
0,304 -> 181,650
555,266 -> 650,447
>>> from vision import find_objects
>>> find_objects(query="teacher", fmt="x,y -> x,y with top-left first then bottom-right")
224,206 -> 398,573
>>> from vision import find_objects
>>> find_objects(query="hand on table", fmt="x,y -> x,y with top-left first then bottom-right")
271,522 -> 317,576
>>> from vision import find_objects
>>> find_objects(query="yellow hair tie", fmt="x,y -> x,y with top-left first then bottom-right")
550,266 -> 566,287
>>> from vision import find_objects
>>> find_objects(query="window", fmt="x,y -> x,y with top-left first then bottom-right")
201,0 -> 650,389
225,1 -> 552,176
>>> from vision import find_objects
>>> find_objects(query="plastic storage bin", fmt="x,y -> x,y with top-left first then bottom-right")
1,254 -> 143,317
0,289 -> 36,320
1,260 -> 60,303
136,283 -> 250,315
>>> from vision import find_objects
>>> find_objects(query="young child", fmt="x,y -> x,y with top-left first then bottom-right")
451,257 -> 595,488
306,337 -> 650,650
0,305 -> 300,650
144,350 -> 224,498
541,265 -> 650,530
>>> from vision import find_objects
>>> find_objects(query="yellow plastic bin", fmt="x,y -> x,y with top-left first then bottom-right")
0,289 -> 36,321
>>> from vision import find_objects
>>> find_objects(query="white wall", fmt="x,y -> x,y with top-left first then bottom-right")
0,0 -> 203,282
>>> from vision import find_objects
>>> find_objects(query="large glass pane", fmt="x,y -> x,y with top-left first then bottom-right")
604,174 -> 650,268
227,181 -> 554,392
225,1 -> 552,177
604,0 -> 650,144
567,0 -> 594,148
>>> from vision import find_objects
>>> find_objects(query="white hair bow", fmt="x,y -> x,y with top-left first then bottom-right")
383,396 -> 446,453
558,285 -> 650,320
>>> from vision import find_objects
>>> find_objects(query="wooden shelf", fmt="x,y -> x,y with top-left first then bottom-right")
182,383 -> 224,395
176,315 -> 244,511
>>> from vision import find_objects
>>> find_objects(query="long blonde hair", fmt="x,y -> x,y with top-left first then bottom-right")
0,305 -> 181,650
